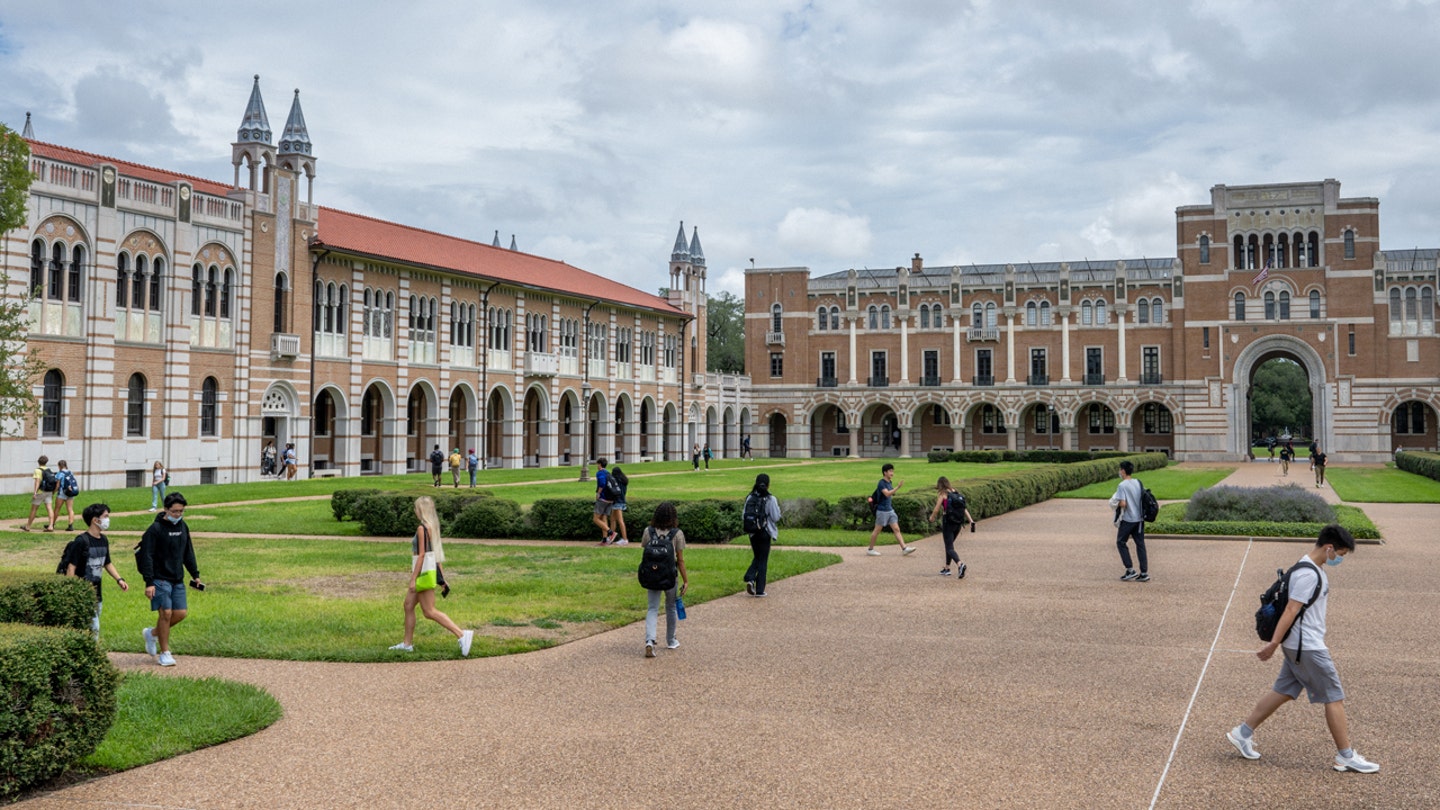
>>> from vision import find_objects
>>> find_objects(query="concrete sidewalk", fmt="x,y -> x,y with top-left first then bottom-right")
16,474 -> 1438,809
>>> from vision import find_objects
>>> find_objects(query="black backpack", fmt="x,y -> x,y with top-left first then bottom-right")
605,476 -> 624,502
1255,559 -> 1322,661
867,483 -> 883,516
1139,482 -> 1159,523
944,491 -> 969,524
56,536 -> 87,575
39,467 -> 58,493
637,527 -> 679,591
742,493 -> 768,534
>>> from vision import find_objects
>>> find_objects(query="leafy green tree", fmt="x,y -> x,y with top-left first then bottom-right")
1251,358 -> 1311,438
706,291 -> 744,373
0,123 -> 39,435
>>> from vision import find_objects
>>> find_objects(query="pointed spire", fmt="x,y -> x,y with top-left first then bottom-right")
492,230 -> 501,247
670,221 -> 690,262
689,226 -> 705,267
21,112 -> 33,139
278,89 -> 312,156
237,75 -> 273,144
509,234 -> 518,251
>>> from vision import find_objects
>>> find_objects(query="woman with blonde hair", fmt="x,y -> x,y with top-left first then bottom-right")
149,460 -> 167,511
390,496 -> 473,656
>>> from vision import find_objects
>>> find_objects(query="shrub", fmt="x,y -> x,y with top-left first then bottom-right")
1152,502 -> 1379,540
433,492 -> 494,524
351,494 -> 421,536
928,449 -> 1133,464
1185,485 -> 1334,523
330,488 -> 381,522
527,497 -> 604,539
0,574 -> 96,631
451,498 -> 524,539
777,498 -> 836,530
1396,449 -> 1440,482
0,623 -> 120,799
673,500 -> 739,543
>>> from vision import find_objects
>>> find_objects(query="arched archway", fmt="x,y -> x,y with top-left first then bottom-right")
965,401 -> 1008,450
861,403 -> 900,457
768,412 -> 788,457
522,386 -> 549,467
810,402 -> 850,457
614,394 -> 632,463
639,397 -> 654,459
662,402 -> 679,461
312,387 -> 346,471
1019,401 -> 1060,450
359,382 -> 391,475
1232,336 -> 1327,458
1391,400 -> 1438,451
485,387 -> 514,468
406,384 -> 438,471
911,400 -> 954,455
448,385 -> 476,461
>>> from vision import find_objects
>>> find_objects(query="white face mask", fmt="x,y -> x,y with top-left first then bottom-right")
98,517 -> 111,531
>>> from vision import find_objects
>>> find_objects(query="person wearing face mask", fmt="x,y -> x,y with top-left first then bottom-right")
62,503 -> 129,638
1226,524 -> 1379,774
135,492 -> 202,667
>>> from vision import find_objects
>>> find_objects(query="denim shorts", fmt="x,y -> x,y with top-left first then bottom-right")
1273,646 -> 1345,704
150,579 -> 188,611
874,508 -> 899,528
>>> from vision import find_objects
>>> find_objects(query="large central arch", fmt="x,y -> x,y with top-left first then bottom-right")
1230,335 -> 1328,457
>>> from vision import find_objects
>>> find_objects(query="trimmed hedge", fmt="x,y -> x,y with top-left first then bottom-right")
1186,485 -> 1334,523
0,622 -> 120,799
1150,502 -> 1381,540
0,574 -> 97,631
1396,449 -> 1440,482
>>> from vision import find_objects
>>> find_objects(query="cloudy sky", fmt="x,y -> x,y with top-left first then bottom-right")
5,0 -> 1440,296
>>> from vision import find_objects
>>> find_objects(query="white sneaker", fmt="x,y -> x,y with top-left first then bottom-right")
388,642 -> 414,652
902,546 -> 917,556
866,549 -> 881,556
142,627 -> 158,657
614,538 -> 628,546
1226,727 -> 1259,760
157,651 -> 176,667
458,630 -> 474,658
1334,751 -> 1379,773
666,639 -> 680,649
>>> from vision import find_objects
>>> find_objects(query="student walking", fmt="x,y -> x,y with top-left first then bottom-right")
1308,440 -> 1320,471
742,473 -> 780,597
448,448 -> 462,488
135,492 -> 202,667
741,435 -> 752,460
1109,460 -> 1150,582
53,460 -> 80,531
262,441 -> 278,476
593,459 -> 617,545
702,442 -> 713,470
639,502 -> 688,658
928,476 -> 975,578
1280,444 -> 1292,476
389,496 -> 473,656
691,443 -> 701,471
1226,525 -> 1378,773
283,443 -> 299,480
1313,448 -> 1328,488
867,463 -> 915,556
428,444 -> 445,487
608,466 -> 630,545
62,503 -> 129,638
467,448 -> 480,488
24,455 -> 57,532
149,460 -> 167,511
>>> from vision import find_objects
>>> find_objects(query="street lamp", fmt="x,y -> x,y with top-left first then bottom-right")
579,382 -> 592,482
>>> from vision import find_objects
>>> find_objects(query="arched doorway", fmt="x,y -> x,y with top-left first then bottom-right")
359,383 -> 388,475
810,403 -> 849,457
863,404 -> 899,457
662,402 -> 678,460
1232,336 -> 1326,458
1391,400 -> 1438,451
639,398 -> 653,459
1249,357 -> 1313,447
261,385 -> 296,476
485,388 -> 511,468
521,385 -> 549,467
768,412 -> 788,457
560,389 -> 581,465
406,385 -> 433,471
448,387 -> 474,460
313,388 -> 341,471
614,395 -> 630,463
967,402 -> 1008,450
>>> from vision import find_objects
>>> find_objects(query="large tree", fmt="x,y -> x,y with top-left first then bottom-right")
1251,358 -> 1312,438
706,291 -> 744,374
0,122 -> 39,435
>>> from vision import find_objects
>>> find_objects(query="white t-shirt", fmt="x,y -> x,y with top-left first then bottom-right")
1110,478 -> 1143,523
1282,556 -> 1329,652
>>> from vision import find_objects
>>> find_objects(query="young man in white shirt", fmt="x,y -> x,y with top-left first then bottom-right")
1226,524 -> 1379,773
1108,460 -> 1149,582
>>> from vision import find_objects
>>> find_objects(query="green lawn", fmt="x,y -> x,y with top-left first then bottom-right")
1054,464 -> 1236,500
1325,466 -> 1440,503
0,536 -> 836,662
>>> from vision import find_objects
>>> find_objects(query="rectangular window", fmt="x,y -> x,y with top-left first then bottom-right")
1088,406 -> 1115,434
975,349 -> 993,382
870,351 -> 888,385
200,467 -> 217,485
1029,348 -> 1047,384
922,350 -> 939,384
1034,404 -> 1049,434
1142,346 -> 1161,384
820,351 -> 836,384
770,352 -> 784,378
1348,328 -> 1356,356
1085,347 -> 1103,385
1202,326 -> 1210,350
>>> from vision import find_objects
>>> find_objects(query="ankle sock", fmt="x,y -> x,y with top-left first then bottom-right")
1238,723 -> 1254,739
1339,748 -> 1354,758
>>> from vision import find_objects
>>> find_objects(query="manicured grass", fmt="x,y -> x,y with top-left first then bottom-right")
1252,445 -> 1311,459
79,673 -> 282,772
107,501 -> 365,537
0,536 -> 837,662
1054,465 -> 1236,500
1324,466 -> 1440,503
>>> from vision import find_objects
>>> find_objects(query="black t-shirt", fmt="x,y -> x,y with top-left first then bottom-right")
63,533 -> 112,600
1314,452 -> 1327,468
429,450 -> 444,472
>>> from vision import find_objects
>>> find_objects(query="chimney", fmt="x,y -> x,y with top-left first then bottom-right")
912,253 -> 923,273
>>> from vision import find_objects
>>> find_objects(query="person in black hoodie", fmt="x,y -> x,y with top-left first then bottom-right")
135,492 -> 202,667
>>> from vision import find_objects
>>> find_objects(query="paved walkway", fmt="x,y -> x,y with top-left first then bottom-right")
17,464 -> 1439,809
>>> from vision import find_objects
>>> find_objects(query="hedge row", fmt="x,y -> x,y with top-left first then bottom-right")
1150,503 -> 1381,540
0,578 -> 118,799
335,453 -> 1167,542
926,449 -> 1134,464
1395,449 -> 1440,482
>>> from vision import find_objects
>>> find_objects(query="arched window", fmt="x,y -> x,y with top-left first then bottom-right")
1390,288 -> 1403,332
771,303 -> 782,333
200,377 -> 218,437
274,273 -> 289,332
1309,290 -> 1321,319
1137,298 -> 1150,324
1233,235 -> 1246,269
191,263 -> 202,315
1199,234 -> 1210,264
1344,229 -> 1355,260
1422,287 -> 1435,333
1026,301 -> 1037,326
1081,300 -> 1093,325
126,373 -> 146,436
880,305 -> 891,329
868,305 -> 879,330
985,301 -> 998,328
829,306 -> 840,330
149,257 -> 164,311
41,369 -> 63,436
221,269 -> 234,318
933,307 -> 944,329
118,253 -> 131,308
30,239 -> 44,298
202,266 -> 216,316
1094,299 -> 1107,325
1234,292 -> 1246,321
132,254 -> 147,309
384,292 -> 394,338
1278,291 -> 1290,320
1263,291 -> 1275,319
971,303 -> 983,326
1151,299 -> 1162,325
817,307 -> 827,331
49,243 -> 64,300
1039,301 -> 1051,326
68,245 -> 85,303
919,304 -> 930,329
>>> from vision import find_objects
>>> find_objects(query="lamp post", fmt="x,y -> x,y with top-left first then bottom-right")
579,382 -> 592,482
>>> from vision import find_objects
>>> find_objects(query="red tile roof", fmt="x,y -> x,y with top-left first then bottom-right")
314,207 -> 683,315
26,138 -> 683,316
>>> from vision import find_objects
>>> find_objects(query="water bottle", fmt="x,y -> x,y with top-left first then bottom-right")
676,596 -> 687,620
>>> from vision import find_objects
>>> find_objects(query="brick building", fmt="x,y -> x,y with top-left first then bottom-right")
744,180 -> 1437,462
6,78 -> 750,492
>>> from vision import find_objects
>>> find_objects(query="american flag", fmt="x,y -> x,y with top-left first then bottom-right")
1253,259 -> 1271,286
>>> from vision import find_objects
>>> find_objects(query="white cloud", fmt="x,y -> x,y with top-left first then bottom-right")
776,208 -> 873,260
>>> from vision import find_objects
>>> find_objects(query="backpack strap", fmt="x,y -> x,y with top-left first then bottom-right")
1288,559 -> 1323,663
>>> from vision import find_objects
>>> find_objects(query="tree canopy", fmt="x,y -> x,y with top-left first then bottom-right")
0,123 -> 39,435
1251,358 -> 1311,438
706,291 -> 745,374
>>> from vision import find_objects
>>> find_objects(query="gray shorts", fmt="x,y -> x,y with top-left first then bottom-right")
874,508 -> 899,528
594,499 -> 612,517
31,490 -> 52,506
1273,646 -> 1345,704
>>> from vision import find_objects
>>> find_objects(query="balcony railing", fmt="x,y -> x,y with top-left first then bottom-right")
525,351 -> 559,376
967,327 -> 1000,342
1141,372 -> 1164,385
868,376 -> 890,387
1084,373 -> 1105,386
817,376 -> 839,387
765,330 -> 785,346
973,374 -> 995,387
920,375 -> 942,387
1028,374 -> 1049,386
271,333 -> 301,359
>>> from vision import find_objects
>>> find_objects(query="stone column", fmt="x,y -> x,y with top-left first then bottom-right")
1005,314 -> 1017,383
1117,310 -> 1128,383
849,319 -> 858,384
849,419 -> 860,457
1006,419 -> 1018,451
899,424 -> 912,458
900,316 -> 910,383
952,424 -> 965,452
1060,307 -> 1072,383
1118,426 -> 1131,452
952,317 -> 962,382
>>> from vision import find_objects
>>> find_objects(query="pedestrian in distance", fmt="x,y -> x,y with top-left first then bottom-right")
1309,439 -> 1319,471
702,442 -> 713,470
149,460 -> 167,511
1267,436 -> 1277,462
1109,460 -> 1150,582
743,473 -> 780,597
448,447 -> 462,488
135,492 -> 202,667
62,503 -> 129,638
283,443 -> 299,480
639,501 -> 688,658
24,454 -> 57,532
608,466 -> 630,545
389,495 -> 473,656
428,444 -> 444,487
1226,524 -> 1378,774
928,476 -> 975,578
1280,444 -> 1291,476
741,434 -> 752,460
262,440 -> 278,477
1313,447 -> 1328,488
54,460 -> 80,531
691,442 -> 701,471
467,448 -> 480,488
867,463 -> 915,556
593,458 -> 617,545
